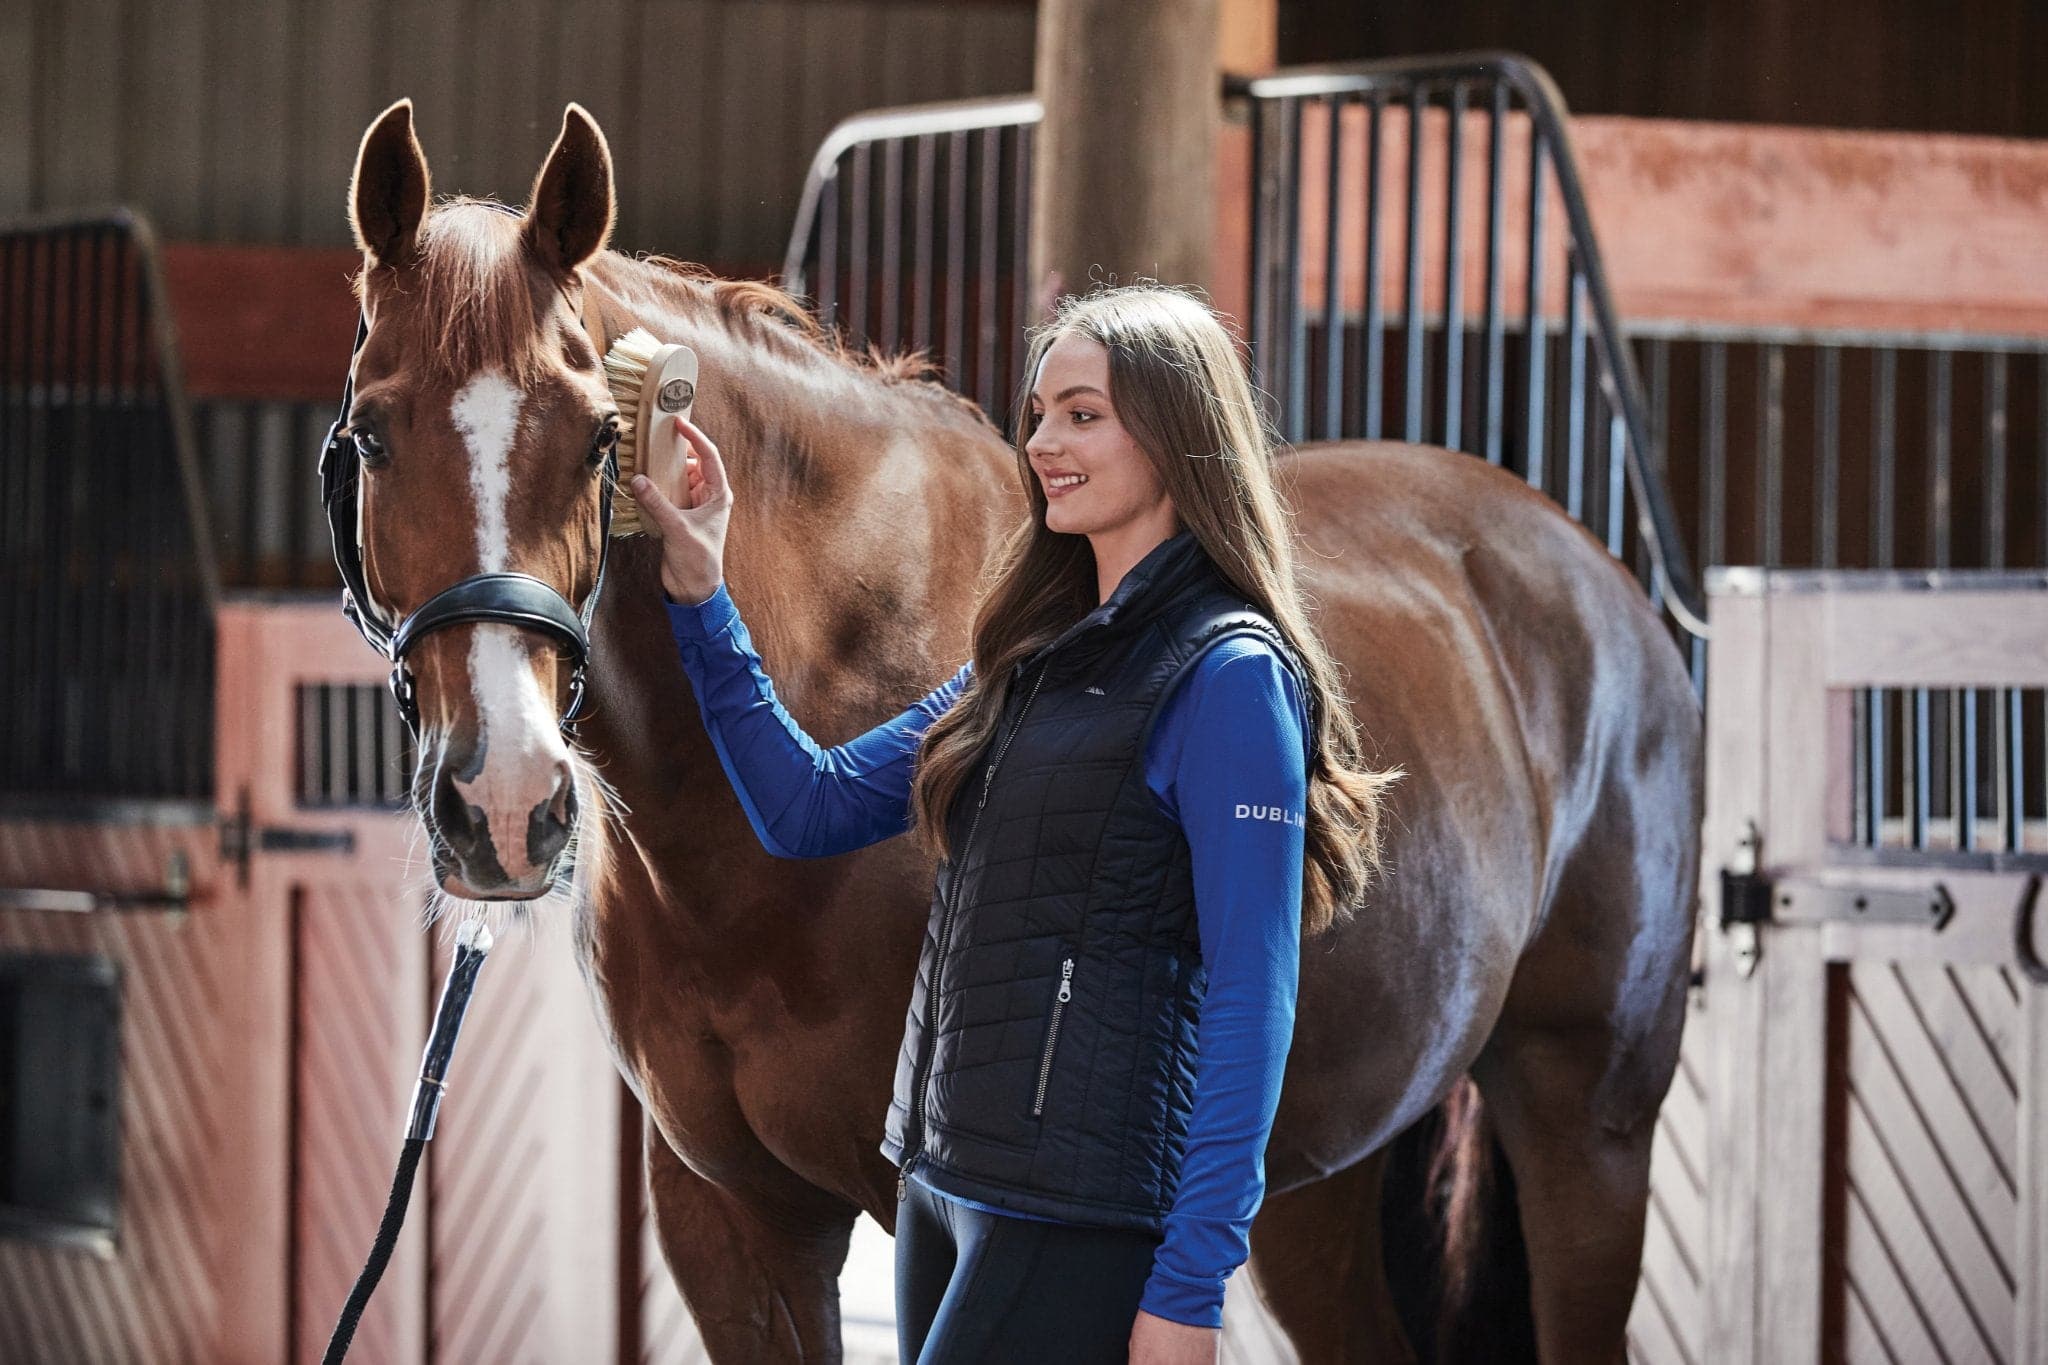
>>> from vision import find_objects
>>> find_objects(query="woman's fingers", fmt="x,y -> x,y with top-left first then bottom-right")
628,473 -> 690,540
673,416 -> 730,506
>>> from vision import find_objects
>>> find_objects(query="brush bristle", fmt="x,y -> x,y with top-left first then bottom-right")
601,327 -> 666,537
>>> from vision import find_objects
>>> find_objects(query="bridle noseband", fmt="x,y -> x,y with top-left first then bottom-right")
318,279 -> 619,739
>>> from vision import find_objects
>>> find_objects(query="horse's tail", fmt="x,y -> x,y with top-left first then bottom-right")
1429,1076 -> 1492,1331
1426,1077 -> 1537,1360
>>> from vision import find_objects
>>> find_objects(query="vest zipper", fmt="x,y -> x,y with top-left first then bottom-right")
1031,955 -> 1075,1116
899,659 -> 1050,1199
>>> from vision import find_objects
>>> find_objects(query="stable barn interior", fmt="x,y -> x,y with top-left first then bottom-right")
4,2 -> 2048,1362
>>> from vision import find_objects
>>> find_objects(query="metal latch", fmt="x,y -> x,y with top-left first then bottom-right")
219,787 -> 357,887
1771,880 -> 1955,930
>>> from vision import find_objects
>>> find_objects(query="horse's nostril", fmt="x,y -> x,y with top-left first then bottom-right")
528,762 -> 577,867
436,774 -> 478,847
548,763 -> 575,827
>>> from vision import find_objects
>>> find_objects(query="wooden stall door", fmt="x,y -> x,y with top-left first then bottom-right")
1675,573 -> 2048,1365
215,599 -> 623,1365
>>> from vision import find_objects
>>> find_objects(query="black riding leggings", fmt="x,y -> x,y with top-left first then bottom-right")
895,1174 -> 1165,1364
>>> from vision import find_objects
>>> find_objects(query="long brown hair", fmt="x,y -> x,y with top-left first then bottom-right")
907,283 -> 1400,937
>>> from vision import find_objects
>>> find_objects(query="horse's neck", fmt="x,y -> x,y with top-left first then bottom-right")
585,254 -> 878,666
571,253 -> 1006,917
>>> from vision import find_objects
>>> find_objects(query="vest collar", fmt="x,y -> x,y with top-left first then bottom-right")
1013,528 -> 1219,679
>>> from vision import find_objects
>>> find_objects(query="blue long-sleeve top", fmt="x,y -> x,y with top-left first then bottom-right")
664,582 -> 1308,1330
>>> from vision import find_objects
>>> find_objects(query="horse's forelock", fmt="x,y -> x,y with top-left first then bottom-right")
360,198 -> 555,388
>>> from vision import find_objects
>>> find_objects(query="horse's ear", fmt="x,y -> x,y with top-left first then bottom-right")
350,99 -> 432,268
524,104 -> 616,275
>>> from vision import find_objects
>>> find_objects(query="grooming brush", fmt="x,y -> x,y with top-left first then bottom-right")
601,328 -> 699,537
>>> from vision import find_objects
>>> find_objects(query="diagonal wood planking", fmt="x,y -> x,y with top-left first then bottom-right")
0,819 -> 223,1364
1629,999 -> 1711,1365
293,875 -> 429,1364
1841,960 -> 2019,1363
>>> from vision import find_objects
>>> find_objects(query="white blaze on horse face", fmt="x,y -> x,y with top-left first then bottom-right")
448,368 -> 571,879
452,369 -> 523,573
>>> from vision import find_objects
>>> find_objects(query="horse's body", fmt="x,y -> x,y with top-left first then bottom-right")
346,103 -> 1700,1363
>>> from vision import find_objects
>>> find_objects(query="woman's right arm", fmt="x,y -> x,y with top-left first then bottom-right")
667,581 -> 972,858
632,414 -> 967,857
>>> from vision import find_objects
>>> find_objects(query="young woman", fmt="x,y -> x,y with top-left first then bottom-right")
628,284 -> 1392,1365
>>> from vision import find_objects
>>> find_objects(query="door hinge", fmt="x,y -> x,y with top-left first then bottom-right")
1718,819 -> 1768,978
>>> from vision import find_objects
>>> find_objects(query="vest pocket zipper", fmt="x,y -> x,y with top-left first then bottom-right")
1031,954 -> 1075,1117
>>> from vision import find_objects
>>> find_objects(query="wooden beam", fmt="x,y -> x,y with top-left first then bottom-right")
1031,0 -> 1220,315
162,243 -> 360,401
1218,0 -> 1276,75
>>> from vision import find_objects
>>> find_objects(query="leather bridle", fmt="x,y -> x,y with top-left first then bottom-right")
317,251 -> 619,739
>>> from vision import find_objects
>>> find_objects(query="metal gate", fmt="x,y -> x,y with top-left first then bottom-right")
780,54 -> 1711,671
0,212 -> 219,805
1239,53 -> 1706,659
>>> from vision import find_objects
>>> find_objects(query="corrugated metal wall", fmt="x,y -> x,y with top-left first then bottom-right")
0,0 -> 1035,267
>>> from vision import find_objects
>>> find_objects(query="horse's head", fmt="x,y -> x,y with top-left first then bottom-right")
344,99 -> 619,900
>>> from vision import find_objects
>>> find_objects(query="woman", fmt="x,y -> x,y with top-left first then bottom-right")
628,284 -> 1393,1365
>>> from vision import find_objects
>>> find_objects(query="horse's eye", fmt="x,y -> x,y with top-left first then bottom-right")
590,418 -> 621,467
352,427 -> 388,466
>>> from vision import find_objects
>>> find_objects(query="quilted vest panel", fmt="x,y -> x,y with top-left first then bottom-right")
881,530 -> 1311,1230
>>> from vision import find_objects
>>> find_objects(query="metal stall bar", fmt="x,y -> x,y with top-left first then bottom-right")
1440,81 -> 1466,453
1322,93 -> 1347,441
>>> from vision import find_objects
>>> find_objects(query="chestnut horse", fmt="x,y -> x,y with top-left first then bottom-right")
340,99 -> 1700,1363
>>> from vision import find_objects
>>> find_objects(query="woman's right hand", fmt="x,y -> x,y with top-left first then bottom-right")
630,415 -> 732,606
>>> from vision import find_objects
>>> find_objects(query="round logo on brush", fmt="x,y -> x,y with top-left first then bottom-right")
658,378 -> 695,413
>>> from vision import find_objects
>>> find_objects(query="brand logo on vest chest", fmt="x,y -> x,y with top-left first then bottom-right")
1235,802 -> 1306,827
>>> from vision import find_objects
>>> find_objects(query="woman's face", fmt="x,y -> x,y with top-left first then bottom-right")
1025,333 -> 1171,540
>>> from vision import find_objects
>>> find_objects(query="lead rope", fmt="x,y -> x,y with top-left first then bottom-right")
322,915 -> 496,1364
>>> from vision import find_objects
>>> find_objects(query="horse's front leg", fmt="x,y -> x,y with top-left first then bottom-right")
644,1121 -> 862,1364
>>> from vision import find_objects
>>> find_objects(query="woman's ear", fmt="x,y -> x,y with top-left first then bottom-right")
524,103 -> 617,275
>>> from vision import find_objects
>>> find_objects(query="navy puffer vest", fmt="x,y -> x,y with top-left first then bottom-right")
882,530 -> 1313,1230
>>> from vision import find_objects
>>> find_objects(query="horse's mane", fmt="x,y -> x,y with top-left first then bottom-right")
358,197 -> 998,433
631,252 -> 998,431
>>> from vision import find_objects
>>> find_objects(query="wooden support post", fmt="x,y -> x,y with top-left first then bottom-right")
1701,582 -> 1767,1365
1755,588 -> 1828,1361
1030,0 -> 1221,316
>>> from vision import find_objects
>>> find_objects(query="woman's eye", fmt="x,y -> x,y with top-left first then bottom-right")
352,427 -> 387,464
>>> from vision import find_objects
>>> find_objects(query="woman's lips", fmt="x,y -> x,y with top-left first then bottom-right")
1044,474 -> 1088,499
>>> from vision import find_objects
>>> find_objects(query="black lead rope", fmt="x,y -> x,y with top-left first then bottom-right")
323,917 -> 495,1364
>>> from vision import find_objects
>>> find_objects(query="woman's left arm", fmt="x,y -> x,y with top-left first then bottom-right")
1136,642 -> 1310,1333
